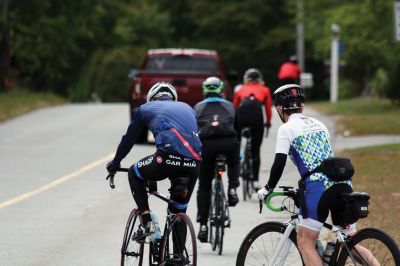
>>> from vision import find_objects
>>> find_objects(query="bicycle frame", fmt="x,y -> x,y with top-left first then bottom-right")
108,167 -> 195,265
263,190 -> 355,266
208,155 -> 231,255
212,164 -> 230,226
269,221 -> 297,265
243,129 -> 254,180
240,127 -> 255,201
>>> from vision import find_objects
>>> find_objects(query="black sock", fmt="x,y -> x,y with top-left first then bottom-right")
142,213 -> 151,225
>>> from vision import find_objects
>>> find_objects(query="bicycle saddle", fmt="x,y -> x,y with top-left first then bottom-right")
216,154 -> 227,162
341,192 -> 370,202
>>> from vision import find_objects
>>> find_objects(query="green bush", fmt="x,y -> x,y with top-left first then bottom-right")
369,68 -> 388,98
339,78 -> 358,99
92,47 -> 132,102
69,50 -> 105,102
69,46 -> 146,103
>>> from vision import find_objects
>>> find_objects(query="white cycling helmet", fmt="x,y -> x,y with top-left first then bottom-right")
146,82 -> 178,102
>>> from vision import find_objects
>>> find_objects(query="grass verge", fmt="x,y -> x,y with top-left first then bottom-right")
309,98 -> 400,135
0,90 -> 66,122
339,143 -> 400,245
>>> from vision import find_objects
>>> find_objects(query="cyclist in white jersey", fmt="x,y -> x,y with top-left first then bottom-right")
258,84 -> 354,266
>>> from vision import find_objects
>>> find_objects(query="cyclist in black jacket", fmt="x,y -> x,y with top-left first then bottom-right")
194,77 -> 240,242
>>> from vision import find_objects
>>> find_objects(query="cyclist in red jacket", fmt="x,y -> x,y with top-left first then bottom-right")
233,68 -> 272,190
278,55 -> 301,86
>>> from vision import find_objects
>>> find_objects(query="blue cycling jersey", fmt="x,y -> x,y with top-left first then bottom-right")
113,100 -> 202,164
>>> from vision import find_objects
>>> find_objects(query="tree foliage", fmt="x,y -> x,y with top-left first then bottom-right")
1,0 -> 399,102
304,0 -> 399,99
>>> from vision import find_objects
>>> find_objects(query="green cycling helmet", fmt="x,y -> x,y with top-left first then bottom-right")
202,76 -> 224,97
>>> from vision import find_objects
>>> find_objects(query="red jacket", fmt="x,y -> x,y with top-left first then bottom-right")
278,62 -> 300,80
233,83 -> 272,125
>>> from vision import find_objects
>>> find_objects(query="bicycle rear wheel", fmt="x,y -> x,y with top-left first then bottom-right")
242,176 -> 248,201
210,185 -> 220,251
236,222 -> 303,266
121,209 -> 144,266
337,228 -> 400,265
216,189 -> 226,255
160,213 -> 197,266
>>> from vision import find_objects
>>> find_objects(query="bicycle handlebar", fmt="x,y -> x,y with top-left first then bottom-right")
106,167 -> 176,206
259,188 -> 298,214
106,167 -> 129,189
264,192 -> 285,212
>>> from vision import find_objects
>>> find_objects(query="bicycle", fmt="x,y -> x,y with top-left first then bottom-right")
240,127 -> 255,201
208,154 -> 231,255
236,185 -> 400,265
107,168 -> 197,266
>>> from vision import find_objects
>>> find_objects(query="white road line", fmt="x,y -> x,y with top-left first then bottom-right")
0,153 -> 114,209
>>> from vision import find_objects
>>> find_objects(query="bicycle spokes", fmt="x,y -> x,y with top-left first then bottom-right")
161,214 -> 196,266
121,210 -> 144,266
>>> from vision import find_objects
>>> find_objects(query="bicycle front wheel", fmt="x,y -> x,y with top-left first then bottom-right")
337,227 -> 400,265
209,187 -> 218,251
236,222 -> 303,266
160,213 -> 197,266
121,209 -> 144,266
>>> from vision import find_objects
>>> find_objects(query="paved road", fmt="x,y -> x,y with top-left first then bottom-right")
0,103 -> 398,265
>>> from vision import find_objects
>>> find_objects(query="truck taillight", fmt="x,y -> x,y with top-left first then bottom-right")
134,78 -> 141,93
132,78 -> 141,99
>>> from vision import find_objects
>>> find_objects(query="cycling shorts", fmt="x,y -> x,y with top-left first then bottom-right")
298,181 -> 356,234
130,150 -> 200,212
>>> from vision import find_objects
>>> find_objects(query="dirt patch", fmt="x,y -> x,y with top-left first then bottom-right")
339,146 -> 400,245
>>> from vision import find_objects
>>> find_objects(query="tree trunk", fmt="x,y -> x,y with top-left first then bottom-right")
0,0 -> 11,92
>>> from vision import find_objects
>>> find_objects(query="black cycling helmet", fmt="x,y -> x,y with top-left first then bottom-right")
147,82 -> 178,102
202,76 -> 224,97
243,68 -> 263,83
289,55 -> 298,63
273,84 -> 305,110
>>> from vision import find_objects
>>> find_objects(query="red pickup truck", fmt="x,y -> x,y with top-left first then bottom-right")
129,48 -> 233,142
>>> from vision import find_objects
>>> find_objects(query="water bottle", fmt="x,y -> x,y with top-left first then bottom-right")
149,213 -> 162,242
316,239 -> 325,258
322,240 -> 337,266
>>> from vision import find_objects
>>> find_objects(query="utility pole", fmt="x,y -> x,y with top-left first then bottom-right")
330,23 -> 340,103
394,1 -> 400,42
296,0 -> 305,72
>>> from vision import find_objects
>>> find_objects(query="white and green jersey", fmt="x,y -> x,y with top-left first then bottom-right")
275,113 -> 350,189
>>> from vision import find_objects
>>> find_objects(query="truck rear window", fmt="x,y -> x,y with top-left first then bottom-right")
144,55 -> 219,73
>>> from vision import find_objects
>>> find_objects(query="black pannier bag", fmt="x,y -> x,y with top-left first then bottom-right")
302,157 -> 355,181
341,192 -> 370,225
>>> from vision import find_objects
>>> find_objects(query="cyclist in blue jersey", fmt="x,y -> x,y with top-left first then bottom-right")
194,77 -> 240,242
257,84 -> 354,266
106,82 -> 202,240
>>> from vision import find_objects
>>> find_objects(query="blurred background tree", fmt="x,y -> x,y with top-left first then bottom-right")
0,0 -> 399,103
